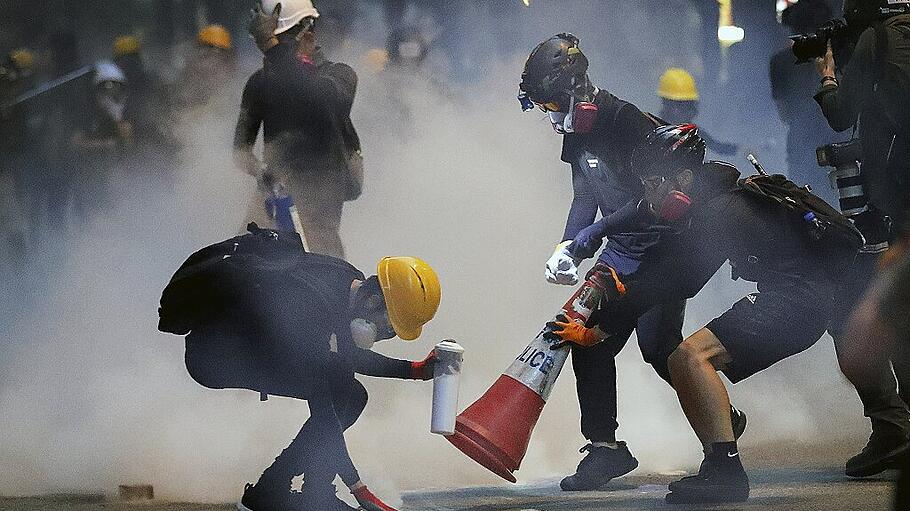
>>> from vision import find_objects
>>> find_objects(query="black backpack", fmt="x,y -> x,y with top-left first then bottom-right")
737,173 -> 866,255
158,223 -> 361,338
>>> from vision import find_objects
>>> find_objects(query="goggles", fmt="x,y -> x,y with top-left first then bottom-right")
639,175 -> 667,190
517,91 -> 562,113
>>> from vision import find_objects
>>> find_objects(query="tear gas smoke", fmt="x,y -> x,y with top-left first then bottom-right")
0,0 -> 867,503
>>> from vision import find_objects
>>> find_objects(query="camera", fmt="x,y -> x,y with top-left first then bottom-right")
790,18 -> 850,62
816,139 -> 890,252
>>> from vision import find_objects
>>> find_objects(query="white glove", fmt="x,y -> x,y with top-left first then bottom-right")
545,241 -> 581,285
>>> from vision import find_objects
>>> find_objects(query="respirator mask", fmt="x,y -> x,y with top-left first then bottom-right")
349,276 -> 397,350
519,82 -> 599,135
350,318 -> 379,350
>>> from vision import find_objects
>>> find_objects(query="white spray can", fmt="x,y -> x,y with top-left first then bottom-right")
431,340 -> 464,436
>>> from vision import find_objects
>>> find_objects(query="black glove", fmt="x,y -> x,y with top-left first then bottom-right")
249,1 -> 281,51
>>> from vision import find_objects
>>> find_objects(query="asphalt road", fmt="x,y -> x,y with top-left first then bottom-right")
401,468 -> 898,511
0,468 -> 898,511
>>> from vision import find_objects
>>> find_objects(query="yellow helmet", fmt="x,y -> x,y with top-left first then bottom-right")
657,67 -> 699,101
362,48 -> 390,74
9,48 -> 35,70
113,35 -> 141,57
198,25 -> 232,50
377,256 -> 441,341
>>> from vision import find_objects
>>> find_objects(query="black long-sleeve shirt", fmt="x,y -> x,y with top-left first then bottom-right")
234,43 -> 358,173
596,162 -> 840,332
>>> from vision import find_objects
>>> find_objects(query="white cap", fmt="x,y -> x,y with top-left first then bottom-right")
261,0 -> 320,35
93,60 -> 126,85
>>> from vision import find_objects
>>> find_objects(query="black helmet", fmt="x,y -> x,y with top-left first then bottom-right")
631,124 -> 706,178
519,33 -> 589,104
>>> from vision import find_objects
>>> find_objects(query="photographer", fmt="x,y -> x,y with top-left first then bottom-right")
814,0 -> 910,232
811,0 -> 910,479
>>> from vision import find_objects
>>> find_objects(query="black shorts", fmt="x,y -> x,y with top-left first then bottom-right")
706,281 -> 833,383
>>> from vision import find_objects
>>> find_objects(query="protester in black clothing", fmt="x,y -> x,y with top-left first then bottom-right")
518,33 -> 705,491
159,227 -> 442,511
551,124 -> 910,503
236,0 -> 361,258
769,0 -> 838,205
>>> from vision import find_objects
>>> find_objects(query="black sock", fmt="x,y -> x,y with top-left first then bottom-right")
706,441 -> 744,472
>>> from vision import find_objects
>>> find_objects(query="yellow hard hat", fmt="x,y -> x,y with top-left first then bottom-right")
198,25 -> 232,50
658,67 -> 699,101
9,48 -> 34,70
377,256 -> 441,341
113,35 -> 141,57
362,48 -> 390,73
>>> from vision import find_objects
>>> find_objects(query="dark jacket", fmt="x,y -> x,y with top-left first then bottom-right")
597,162 -> 844,332
815,14 -> 910,226
560,90 -> 662,273
161,231 -> 411,397
234,43 -> 359,175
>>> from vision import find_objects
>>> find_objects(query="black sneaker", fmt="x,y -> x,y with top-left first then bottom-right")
846,423 -> 910,478
238,483 -> 298,511
731,405 -> 747,440
559,441 -> 639,491
300,483 -> 358,511
666,458 -> 749,504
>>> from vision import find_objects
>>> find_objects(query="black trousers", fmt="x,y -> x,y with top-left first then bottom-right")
829,253 -> 910,432
185,331 -> 369,490
258,375 -> 368,490
572,300 -> 686,442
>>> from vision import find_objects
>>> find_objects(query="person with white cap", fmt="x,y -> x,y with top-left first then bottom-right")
236,0 -> 363,258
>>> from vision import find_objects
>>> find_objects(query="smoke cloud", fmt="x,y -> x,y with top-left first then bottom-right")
0,0 -> 867,504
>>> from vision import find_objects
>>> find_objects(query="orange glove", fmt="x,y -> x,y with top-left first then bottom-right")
544,314 -> 605,349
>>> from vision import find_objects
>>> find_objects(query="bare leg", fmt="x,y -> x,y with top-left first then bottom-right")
668,328 -> 734,449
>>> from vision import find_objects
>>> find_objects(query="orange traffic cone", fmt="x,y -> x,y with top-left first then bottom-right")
447,268 -> 614,482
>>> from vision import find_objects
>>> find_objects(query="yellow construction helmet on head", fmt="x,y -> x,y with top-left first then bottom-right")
113,35 -> 141,57
377,256 -> 441,341
658,67 -> 699,101
9,48 -> 35,71
198,25 -> 232,50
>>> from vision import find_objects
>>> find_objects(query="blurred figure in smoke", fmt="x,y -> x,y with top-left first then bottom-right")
0,48 -> 36,263
69,61 -> 132,220
112,35 -> 179,153
656,67 -> 738,158
37,30 -> 90,232
769,0 -> 838,205
237,0 -> 363,259
517,34 -> 748,492
176,24 -> 237,109
158,229 -> 441,511
386,25 -> 429,70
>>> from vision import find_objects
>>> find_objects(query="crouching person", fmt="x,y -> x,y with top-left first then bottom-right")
549,125 -> 910,503
158,225 -> 441,511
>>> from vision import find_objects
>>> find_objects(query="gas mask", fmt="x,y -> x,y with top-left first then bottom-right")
657,190 -> 692,222
350,318 -> 379,350
548,95 -> 599,135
